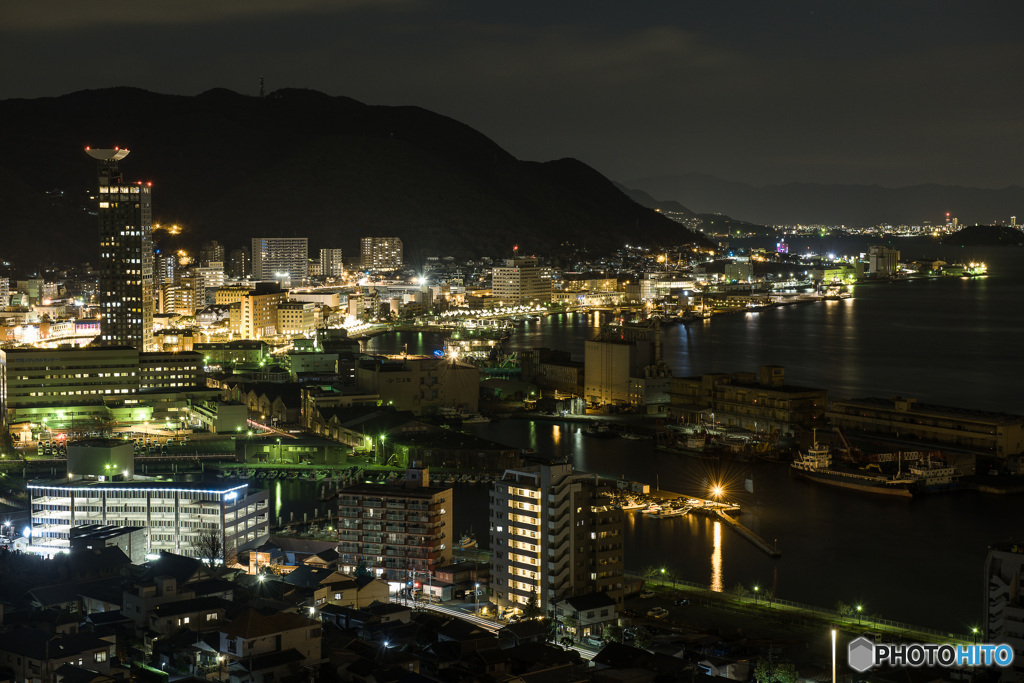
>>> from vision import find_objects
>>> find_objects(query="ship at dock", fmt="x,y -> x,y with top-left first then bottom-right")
790,436 -> 916,498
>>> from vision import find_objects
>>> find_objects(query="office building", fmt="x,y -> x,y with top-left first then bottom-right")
336,464 -> 452,580
87,147 -> 154,351
251,237 -> 308,286
320,248 -> 345,278
492,257 -> 552,304
360,237 -> 403,271
0,346 -> 206,434
27,439 -> 269,559
277,301 -> 317,337
489,463 -> 624,613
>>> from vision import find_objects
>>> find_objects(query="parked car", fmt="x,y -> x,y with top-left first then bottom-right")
638,591 -> 655,599
647,607 -> 669,619
674,598 -> 690,606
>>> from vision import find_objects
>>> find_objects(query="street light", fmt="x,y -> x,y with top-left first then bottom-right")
475,582 -> 480,615
972,627 -> 979,645
754,585 -> 759,604
856,604 -> 862,625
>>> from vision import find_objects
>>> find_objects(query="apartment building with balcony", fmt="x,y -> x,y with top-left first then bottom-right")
336,464 -> 452,581
489,463 -> 624,614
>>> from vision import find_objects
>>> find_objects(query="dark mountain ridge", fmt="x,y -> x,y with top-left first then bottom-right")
628,172 -> 1024,227
0,88 -> 702,269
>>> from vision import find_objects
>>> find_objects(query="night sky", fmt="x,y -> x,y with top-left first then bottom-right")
4,1 -> 1023,189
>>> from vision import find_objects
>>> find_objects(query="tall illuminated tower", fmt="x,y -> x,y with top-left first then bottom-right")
87,147 -> 154,351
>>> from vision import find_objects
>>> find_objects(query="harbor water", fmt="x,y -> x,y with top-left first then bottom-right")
348,239 -> 1024,633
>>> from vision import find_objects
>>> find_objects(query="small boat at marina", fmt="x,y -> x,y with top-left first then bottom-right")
582,422 -> 617,438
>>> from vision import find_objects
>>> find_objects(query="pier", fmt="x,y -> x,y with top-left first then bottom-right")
712,508 -> 782,558
615,485 -> 781,558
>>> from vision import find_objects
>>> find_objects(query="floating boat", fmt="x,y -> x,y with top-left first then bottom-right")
582,423 -> 617,438
908,455 -> 964,493
790,433 -> 914,498
456,531 -> 478,550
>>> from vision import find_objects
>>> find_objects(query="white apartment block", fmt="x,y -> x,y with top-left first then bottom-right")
489,463 -> 624,614
320,248 -> 345,278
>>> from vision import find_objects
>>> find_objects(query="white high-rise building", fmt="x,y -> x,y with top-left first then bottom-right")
489,463 -> 624,614
320,248 -> 345,278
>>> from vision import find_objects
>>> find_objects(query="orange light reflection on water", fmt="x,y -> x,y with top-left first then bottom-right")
711,521 -> 723,592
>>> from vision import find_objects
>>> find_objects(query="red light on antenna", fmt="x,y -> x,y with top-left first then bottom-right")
946,212 -> 950,217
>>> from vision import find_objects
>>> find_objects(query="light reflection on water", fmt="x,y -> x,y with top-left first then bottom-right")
711,521 -> 723,592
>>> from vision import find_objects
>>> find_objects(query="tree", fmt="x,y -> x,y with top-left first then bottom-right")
730,582 -> 750,598
355,560 -> 371,581
0,428 -> 15,456
754,657 -> 798,683
192,529 -> 224,568
835,600 -> 854,617
523,588 -> 542,620
633,626 -> 653,651
603,624 -> 624,644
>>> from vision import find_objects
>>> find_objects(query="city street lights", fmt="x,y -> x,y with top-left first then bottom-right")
972,627 -> 979,645
856,604 -> 862,625
754,585 -> 759,604
475,582 -> 480,615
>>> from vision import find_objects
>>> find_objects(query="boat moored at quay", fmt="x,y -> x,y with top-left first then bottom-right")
790,436 -> 916,498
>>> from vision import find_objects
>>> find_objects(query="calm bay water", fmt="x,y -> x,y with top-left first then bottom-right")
354,239 -> 1024,632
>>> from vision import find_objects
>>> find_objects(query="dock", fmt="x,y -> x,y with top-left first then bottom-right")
712,509 -> 782,558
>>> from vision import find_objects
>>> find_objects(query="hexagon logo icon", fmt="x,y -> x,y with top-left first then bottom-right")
848,637 -> 875,673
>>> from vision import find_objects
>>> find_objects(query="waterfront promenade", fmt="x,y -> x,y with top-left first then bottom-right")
629,570 -> 974,647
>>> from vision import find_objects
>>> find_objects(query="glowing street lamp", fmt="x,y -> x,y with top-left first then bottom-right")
856,604 -> 863,625
754,585 -> 759,604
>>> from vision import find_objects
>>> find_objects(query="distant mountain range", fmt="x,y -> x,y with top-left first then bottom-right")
0,88 -> 704,269
627,172 -> 1024,227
